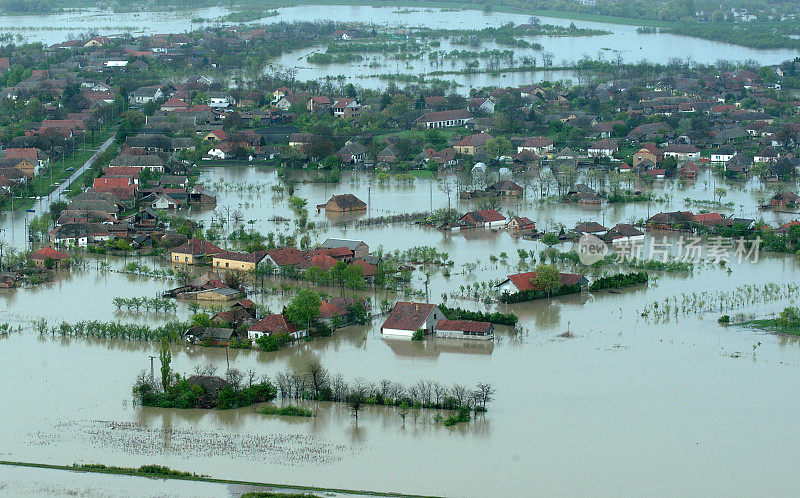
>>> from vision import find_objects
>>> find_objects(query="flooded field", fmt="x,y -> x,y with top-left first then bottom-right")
1,163 -> 800,495
0,5 -> 798,92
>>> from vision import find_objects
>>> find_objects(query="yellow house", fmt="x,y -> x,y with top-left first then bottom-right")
171,239 -> 223,265
212,250 -> 268,271
453,133 -> 492,156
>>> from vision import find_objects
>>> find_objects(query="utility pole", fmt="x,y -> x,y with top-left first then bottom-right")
148,355 -> 156,383
367,186 -> 371,218
225,346 -> 230,370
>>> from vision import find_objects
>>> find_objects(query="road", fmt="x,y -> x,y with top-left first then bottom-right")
38,135 -> 115,214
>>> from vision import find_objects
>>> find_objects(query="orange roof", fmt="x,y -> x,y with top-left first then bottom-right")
31,246 -> 68,260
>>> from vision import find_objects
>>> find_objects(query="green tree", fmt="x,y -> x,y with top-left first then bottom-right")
485,137 -> 513,159
531,264 -> 562,296
541,233 -> 559,246
49,200 -> 68,223
159,338 -> 171,391
284,289 -> 321,331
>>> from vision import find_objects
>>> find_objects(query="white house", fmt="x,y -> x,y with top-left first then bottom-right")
151,194 -> 180,210
207,92 -> 233,109
663,144 -> 700,161
248,314 -> 307,342
603,223 -> 645,244
588,139 -> 618,158
380,302 -> 443,337
710,147 -> 735,163
517,137 -> 554,156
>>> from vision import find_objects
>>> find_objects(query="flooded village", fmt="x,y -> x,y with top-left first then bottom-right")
1,2 -> 800,497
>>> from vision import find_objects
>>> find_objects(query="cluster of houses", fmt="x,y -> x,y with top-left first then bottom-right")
183,294 -> 371,346
169,236 -> 379,282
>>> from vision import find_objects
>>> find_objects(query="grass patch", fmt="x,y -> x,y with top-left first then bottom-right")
0,460 -> 431,497
740,307 -> 800,335
72,464 -> 202,479
258,405 -> 313,417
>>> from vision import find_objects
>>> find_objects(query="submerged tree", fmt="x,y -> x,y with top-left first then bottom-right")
159,338 -> 171,391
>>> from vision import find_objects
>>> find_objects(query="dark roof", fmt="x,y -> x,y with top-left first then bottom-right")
172,238 -> 223,256
415,109 -> 471,123
573,221 -> 606,233
326,193 -> 366,209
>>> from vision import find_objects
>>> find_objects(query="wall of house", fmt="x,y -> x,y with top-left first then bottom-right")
213,259 -> 255,271
436,328 -> 494,340
172,253 -> 194,264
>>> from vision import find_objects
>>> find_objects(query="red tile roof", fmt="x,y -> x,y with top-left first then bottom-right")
248,314 -> 296,335
506,271 -> 585,292
173,238 -> 223,256
265,247 -> 307,267
436,319 -> 492,334
381,302 -> 436,331
350,259 -> 377,277
31,246 -> 68,260
692,213 -> 724,223
462,209 -> 506,224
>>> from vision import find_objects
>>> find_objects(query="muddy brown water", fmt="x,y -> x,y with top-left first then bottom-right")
1,167 -> 800,495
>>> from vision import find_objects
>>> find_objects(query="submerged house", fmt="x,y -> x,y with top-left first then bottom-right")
248,314 -> 306,342
496,271 -> 588,294
435,319 -> 494,340
380,302 -> 443,337
319,193 -> 367,212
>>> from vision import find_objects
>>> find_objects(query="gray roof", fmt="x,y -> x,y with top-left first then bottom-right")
321,238 -> 367,251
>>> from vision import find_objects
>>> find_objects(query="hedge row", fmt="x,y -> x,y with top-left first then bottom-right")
589,272 -> 649,291
499,283 -> 582,303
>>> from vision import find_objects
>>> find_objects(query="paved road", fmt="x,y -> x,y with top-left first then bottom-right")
38,135 -> 115,213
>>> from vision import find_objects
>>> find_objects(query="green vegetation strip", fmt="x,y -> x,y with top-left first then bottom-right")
0,461 -> 439,497
258,405 -> 313,417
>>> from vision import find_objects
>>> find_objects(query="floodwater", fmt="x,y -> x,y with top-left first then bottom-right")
1,165 -> 800,495
0,5 -> 798,92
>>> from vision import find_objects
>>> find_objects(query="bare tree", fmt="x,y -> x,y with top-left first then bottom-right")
306,359 -> 329,399
202,364 -> 218,376
451,384 -> 469,407
289,371 -> 306,399
474,383 -> 495,410
347,379 -> 369,422
433,382 -> 447,407
226,368 -> 244,391
246,368 -> 258,387
275,369 -> 292,398
331,373 -> 349,401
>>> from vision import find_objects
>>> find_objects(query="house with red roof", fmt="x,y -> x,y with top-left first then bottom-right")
496,271 -> 588,295
161,98 -> 189,111
506,216 -> 536,231
31,247 -> 69,268
380,301 -> 443,337
435,319 -> 494,340
262,247 -> 308,274
248,314 -> 305,342
453,133 -> 493,155
171,239 -> 224,265
460,209 -> 506,229
517,136 -> 554,155
692,212 -> 724,226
